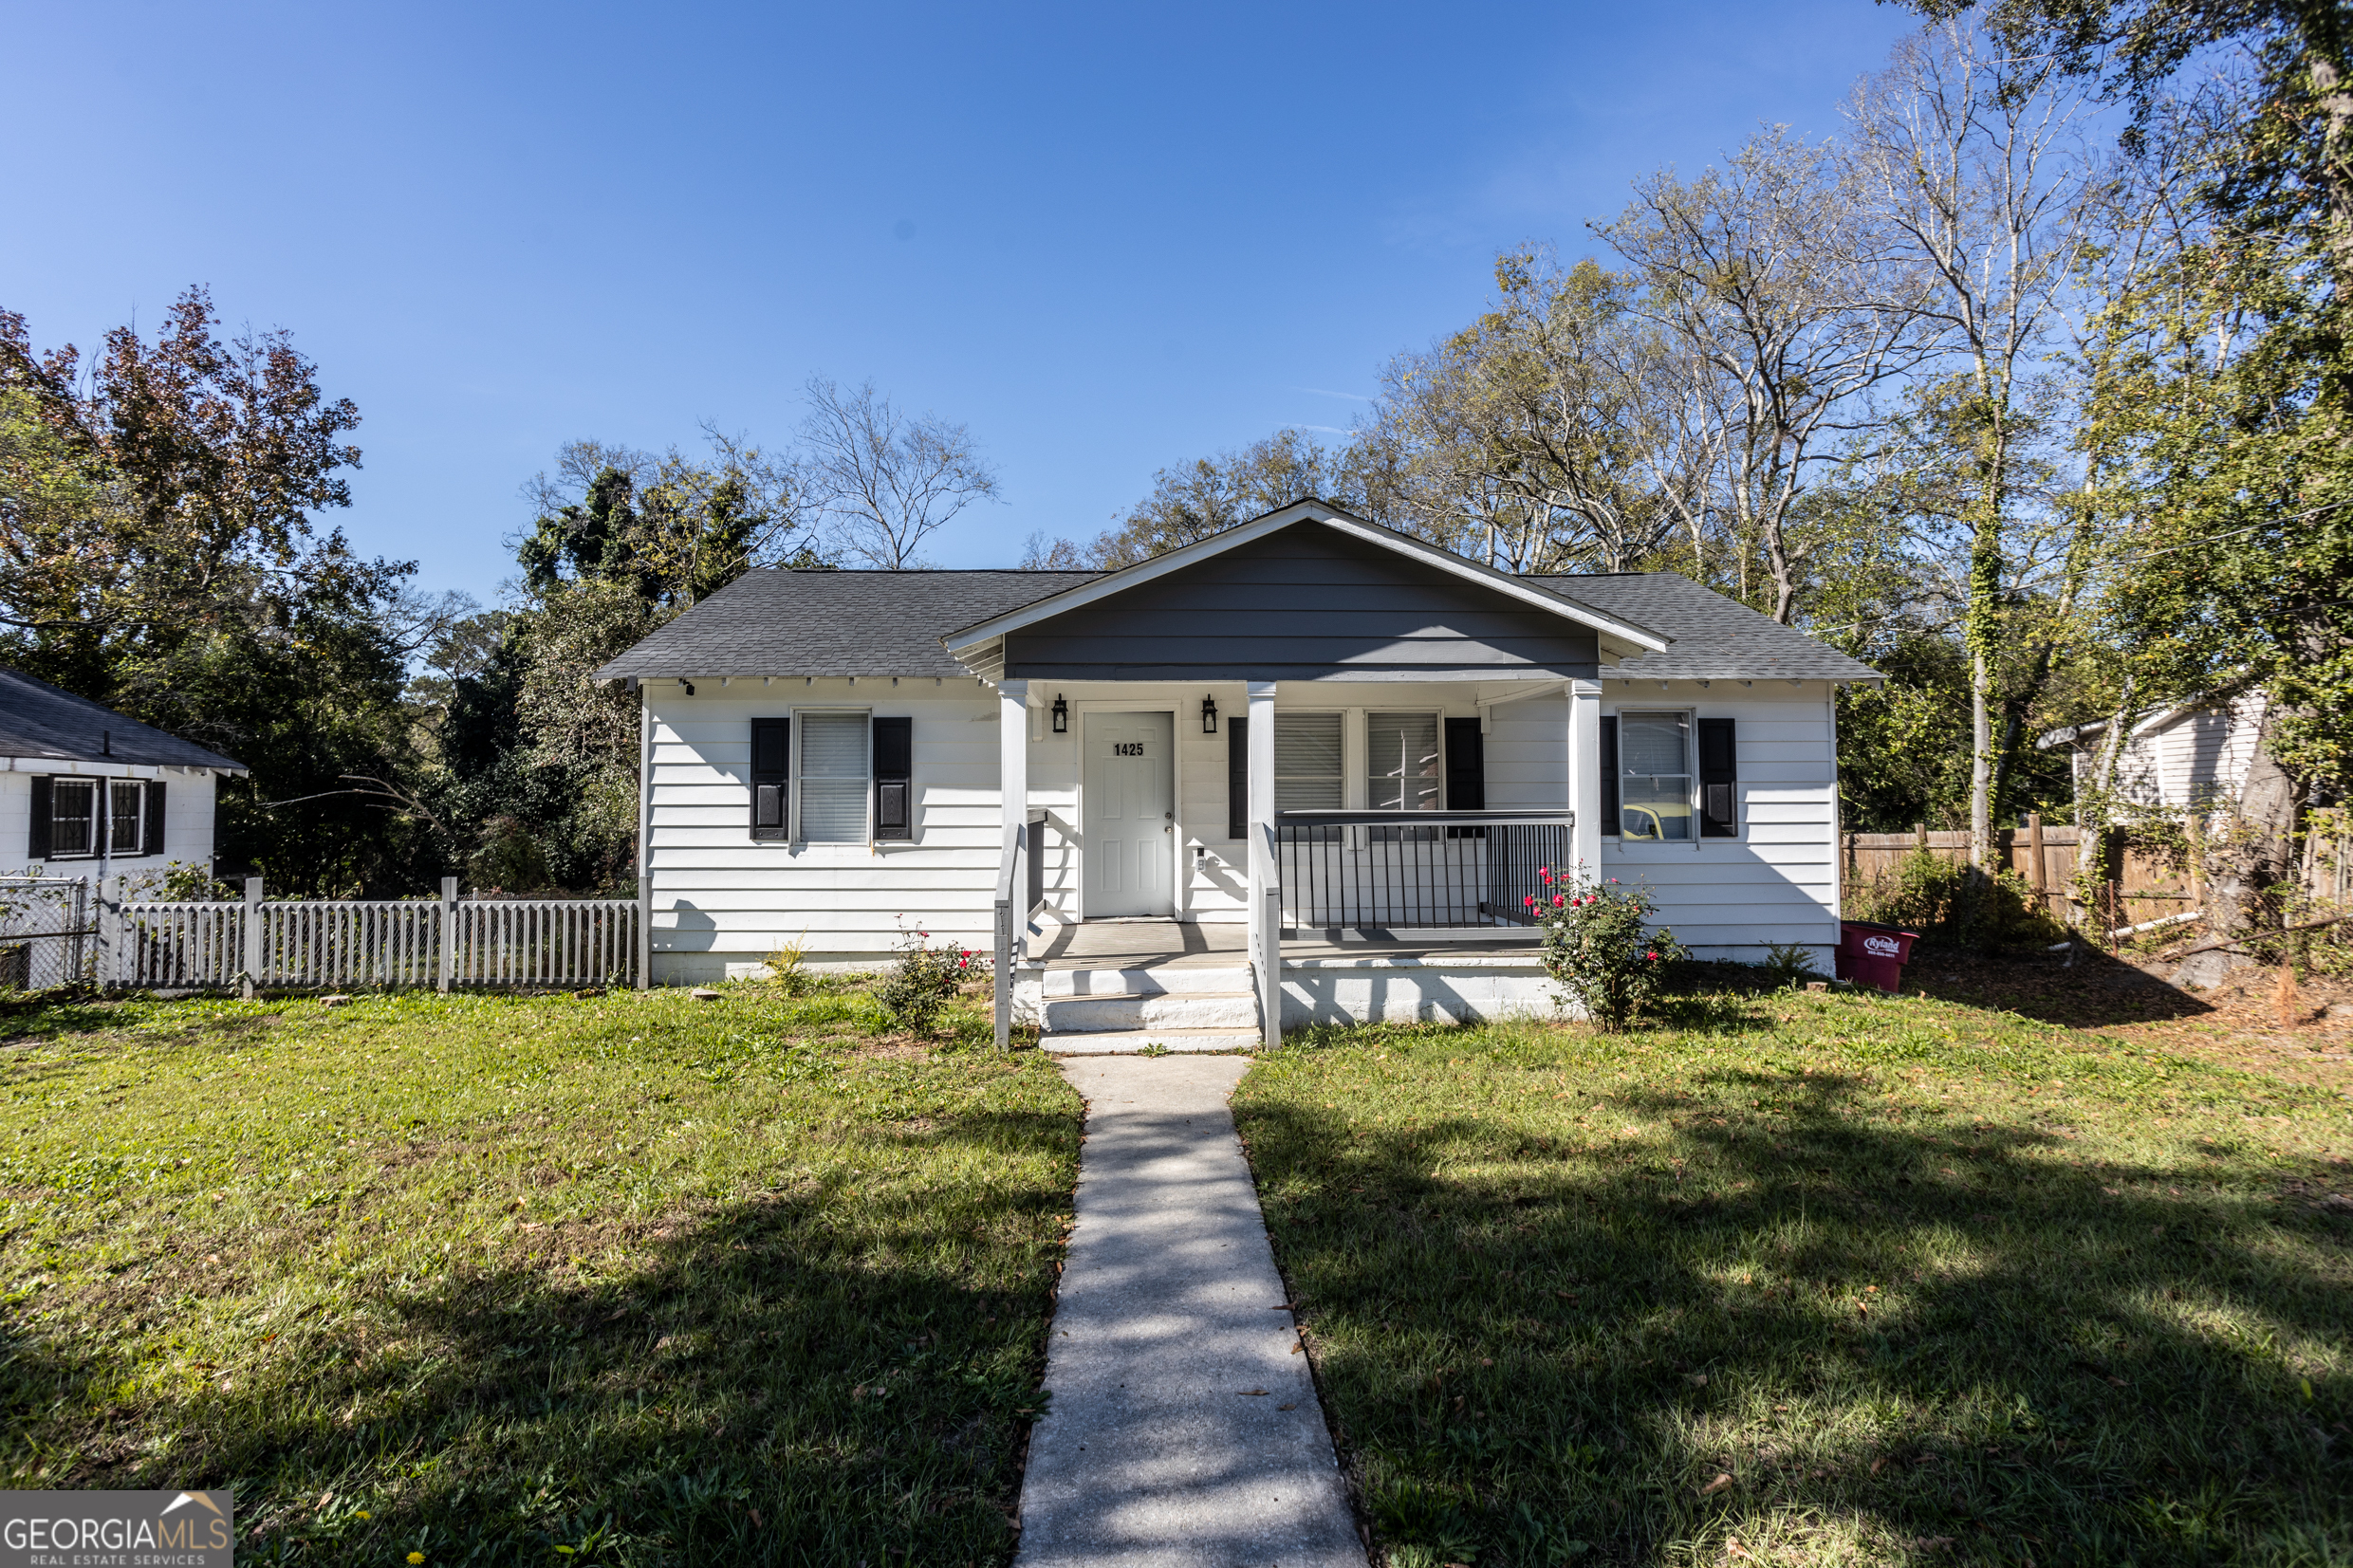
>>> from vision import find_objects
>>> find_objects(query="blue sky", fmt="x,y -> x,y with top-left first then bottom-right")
4,1 -> 1921,600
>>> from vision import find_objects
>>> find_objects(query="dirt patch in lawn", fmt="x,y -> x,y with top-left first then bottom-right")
1900,947 -> 2353,1091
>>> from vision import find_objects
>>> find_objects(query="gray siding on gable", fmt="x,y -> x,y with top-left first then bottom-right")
1001,525 -> 1600,681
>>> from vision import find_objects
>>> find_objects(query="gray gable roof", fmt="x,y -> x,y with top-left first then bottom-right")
592,570 -> 1107,679
0,665 -> 250,770
1530,573 -> 1881,683
594,563 -> 1881,684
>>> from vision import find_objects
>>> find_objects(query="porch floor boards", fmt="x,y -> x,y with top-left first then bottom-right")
1031,918 -> 1540,971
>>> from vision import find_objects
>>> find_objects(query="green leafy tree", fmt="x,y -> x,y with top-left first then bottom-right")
0,288 -> 429,895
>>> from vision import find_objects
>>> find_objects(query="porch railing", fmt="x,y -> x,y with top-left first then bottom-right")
1275,810 -> 1573,934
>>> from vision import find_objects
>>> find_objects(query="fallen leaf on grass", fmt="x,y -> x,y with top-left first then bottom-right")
1700,1472 -> 1732,1496
1685,1373 -> 1708,1387
1870,1456 -> 1886,1475
1289,1343 -> 1303,1355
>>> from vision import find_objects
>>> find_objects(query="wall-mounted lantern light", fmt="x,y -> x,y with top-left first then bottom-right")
1050,694 -> 1069,734
1200,694 -> 1218,734
681,679 -> 696,696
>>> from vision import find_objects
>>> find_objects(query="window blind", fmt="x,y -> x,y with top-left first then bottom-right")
799,712 -> 869,843
1364,712 -> 1440,811
1273,712 -> 1343,813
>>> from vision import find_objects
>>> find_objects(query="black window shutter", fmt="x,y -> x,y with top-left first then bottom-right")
1599,716 -> 1621,837
872,716 -> 913,841
1443,717 -> 1485,810
1697,716 -> 1738,837
143,780 -> 166,858
28,777 -> 51,859
1226,716 -> 1249,840
750,718 -> 790,841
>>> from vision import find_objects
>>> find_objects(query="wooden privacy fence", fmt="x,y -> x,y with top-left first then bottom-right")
1843,817 -> 2194,932
115,877 -> 640,993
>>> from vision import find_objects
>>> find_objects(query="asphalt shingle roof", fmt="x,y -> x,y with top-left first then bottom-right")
591,570 -> 1107,679
1530,572 -> 1882,683
0,665 -> 250,770
593,564 -> 1881,684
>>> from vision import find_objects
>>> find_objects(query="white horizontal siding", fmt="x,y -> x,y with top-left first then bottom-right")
645,675 -> 1847,970
1598,687 -> 1840,950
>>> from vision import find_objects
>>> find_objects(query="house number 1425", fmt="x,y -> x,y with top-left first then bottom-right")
1112,743 -> 1145,756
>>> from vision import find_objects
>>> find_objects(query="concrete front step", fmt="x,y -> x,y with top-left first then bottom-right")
1036,965 -> 1255,998
1040,989 -> 1260,1032
1040,1026 -> 1263,1055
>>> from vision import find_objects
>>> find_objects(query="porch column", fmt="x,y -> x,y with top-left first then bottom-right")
994,678 -> 1029,1051
1246,680 -> 1280,1048
1568,678 -> 1603,882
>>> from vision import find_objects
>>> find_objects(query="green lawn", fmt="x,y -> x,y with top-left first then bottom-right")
0,984 -> 1081,1566
1234,983 -> 2353,1568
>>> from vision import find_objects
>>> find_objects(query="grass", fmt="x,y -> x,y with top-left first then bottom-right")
0,981 -> 1081,1565
1233,978 -> 2353,1568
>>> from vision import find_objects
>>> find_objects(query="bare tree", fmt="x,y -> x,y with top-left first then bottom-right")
1844,18 -> 2095,867
798,377 -> 999,569
1603,125 -> 1948,624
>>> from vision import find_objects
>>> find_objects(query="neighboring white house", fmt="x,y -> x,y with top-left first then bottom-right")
0,664 -> 248,880
2042,687 -> 2270,813
594,501 -> 1881,1043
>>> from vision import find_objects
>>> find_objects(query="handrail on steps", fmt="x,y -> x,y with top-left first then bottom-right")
992,809 -> 1049,1051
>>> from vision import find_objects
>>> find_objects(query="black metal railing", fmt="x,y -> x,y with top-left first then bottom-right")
1274,811 -> 1573,934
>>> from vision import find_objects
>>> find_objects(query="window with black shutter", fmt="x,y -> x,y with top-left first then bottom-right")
1697,716 -> 1738,838
143,780 -> 167,858
1599,715 -> 1621,837
750,718 -> 790,842
28,777 -> 51,859
1226,716 -> 1248,840
872,716 -> 913,840
1444,716 -> 1484,838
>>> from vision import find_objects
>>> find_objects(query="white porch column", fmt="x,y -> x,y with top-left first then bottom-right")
1568,678 -> 1603,883
993,678 -> 1029,1051
1246,680 -> 1279,1047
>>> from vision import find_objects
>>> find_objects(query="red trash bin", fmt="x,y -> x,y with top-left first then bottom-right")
1837,921 -> 1918,993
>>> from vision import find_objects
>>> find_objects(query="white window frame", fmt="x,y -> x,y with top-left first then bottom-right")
43,777 -> 155,860
46,778 -> 102,859
792,709 -> 872,847
1615,709 -> 1696,844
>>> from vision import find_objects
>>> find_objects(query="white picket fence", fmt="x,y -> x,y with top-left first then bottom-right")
111,879 -> 640,993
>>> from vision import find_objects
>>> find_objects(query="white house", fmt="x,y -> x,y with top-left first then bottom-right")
1,664 -> 247,880
594,502 -> 1881,1048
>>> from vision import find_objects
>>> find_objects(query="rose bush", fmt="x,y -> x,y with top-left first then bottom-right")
875,926 -> 976,1033
1529,868 -> 1686,1031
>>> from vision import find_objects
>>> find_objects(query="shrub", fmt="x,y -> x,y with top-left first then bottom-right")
1530,870 -> 1687,1032
764,935 -> 817,996
874,928 -> 976,1033
1846,848 -> 2063,951
1756,941 -> 1826,986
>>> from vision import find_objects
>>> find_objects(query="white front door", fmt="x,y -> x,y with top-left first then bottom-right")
1084,710 -> 1176,917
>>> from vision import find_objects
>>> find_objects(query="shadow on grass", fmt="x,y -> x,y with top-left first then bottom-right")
4,1107 -> 1075,1568
1239,1066 -> 2351,1566
1895,947 -> 2214,1030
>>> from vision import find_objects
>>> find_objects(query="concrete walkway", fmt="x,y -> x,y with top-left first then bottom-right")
1014,1056 -> 1367,1568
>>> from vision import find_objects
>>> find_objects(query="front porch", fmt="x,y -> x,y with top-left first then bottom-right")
1012,917 -> 1558,1053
